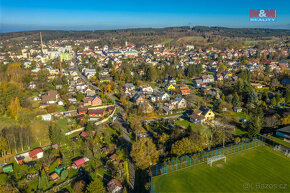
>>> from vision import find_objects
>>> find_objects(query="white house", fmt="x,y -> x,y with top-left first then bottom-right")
41,114 -> 52,121
139,85 -> 153,95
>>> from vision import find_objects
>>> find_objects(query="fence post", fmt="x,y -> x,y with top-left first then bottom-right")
180,157 -> 183,168
242,141 -> 244,150
190,155 -> 192,166
176,158 -> 178,170
150,166 -> 153,193
198,152 -> 201,163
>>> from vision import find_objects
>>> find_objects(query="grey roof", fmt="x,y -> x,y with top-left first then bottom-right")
277,125 -> 290,134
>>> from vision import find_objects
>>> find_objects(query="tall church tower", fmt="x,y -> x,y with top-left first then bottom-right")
40,32 -> 44,54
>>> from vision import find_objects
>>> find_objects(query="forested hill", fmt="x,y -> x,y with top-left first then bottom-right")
0,26 -> 289,42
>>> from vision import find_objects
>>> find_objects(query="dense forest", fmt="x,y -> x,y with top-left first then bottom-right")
1,26 -> 289,43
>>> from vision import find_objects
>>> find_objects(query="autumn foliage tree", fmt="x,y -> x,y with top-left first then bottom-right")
86,177 -> 105,193
130,138 -> 159,170
7,97 -> 22,120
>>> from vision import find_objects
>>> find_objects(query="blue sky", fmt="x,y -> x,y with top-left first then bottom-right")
1,0 -> 290,32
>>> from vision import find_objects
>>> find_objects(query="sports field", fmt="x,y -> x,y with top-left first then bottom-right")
153,145 -> 290,192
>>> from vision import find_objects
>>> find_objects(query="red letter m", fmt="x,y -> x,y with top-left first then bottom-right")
265,9 -> 276,17
250,9 -> 259,17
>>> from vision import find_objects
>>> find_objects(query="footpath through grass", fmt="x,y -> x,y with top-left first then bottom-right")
153,145 -> 290,192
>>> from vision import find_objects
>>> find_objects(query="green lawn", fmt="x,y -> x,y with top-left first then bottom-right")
175,119 -> 209,133
235,128 -> 248,136
153,145 -> 290,192
161,38 -> 174,45
178,36 -> 205,42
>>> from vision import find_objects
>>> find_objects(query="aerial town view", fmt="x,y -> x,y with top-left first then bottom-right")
0,0 -> 290,193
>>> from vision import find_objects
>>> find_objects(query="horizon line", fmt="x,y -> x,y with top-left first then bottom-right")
1,24 -> 290,34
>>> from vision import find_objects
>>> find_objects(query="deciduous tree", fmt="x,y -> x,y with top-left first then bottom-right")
130,138 -> 159,170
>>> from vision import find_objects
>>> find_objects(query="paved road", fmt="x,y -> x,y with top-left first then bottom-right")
74,55 -> 136,190
74,54 -> 116,105
74,55 -> 102,92
110,95 -> 136,190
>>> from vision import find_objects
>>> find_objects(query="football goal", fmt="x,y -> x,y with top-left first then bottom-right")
207,154 -> 226,167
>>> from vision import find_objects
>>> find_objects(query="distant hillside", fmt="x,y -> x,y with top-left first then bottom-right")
0,26 -> 289,43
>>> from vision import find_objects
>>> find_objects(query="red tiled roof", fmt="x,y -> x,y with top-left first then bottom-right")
73,158 -> 85,166
29,148 -> 43,157
80,131 -> 88,138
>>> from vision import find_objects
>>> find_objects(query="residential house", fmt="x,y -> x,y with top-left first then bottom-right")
251,83 -> 265,89
175,97 -> 187,109
107,179 -> 123,193
91,96 -> 102,106
139,101 -> 154,114
123,83 -> 135,94
164,76 -> 176,85
156,92 -> 170,101
41,114 -> 52,121
82,97 -> 93,106
189,106 -> 215,123
77,107 -> 88,115
234,107 -> 242,112
215,74 -> 224,81
29,148 -> 44,160
166,84 -> 176,91
193,79 -> 203,88
222,71 -> 232,79
178,86 -> 190,96
132,93 -> 145,105
149,95 -> 156,102
201,75 -> 214,83
82,96 -> 102,106
189,113 -> 205,123
88,109 -> 106,117
85,88 -> 96,97
83,68 -> 96,79
42,90 -> 58,104
199,106 -> 215,120
139,85 -> 153,95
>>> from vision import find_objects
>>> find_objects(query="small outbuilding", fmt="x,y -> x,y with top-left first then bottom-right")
50,172 -> 59,181
2,164 -> 13,173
